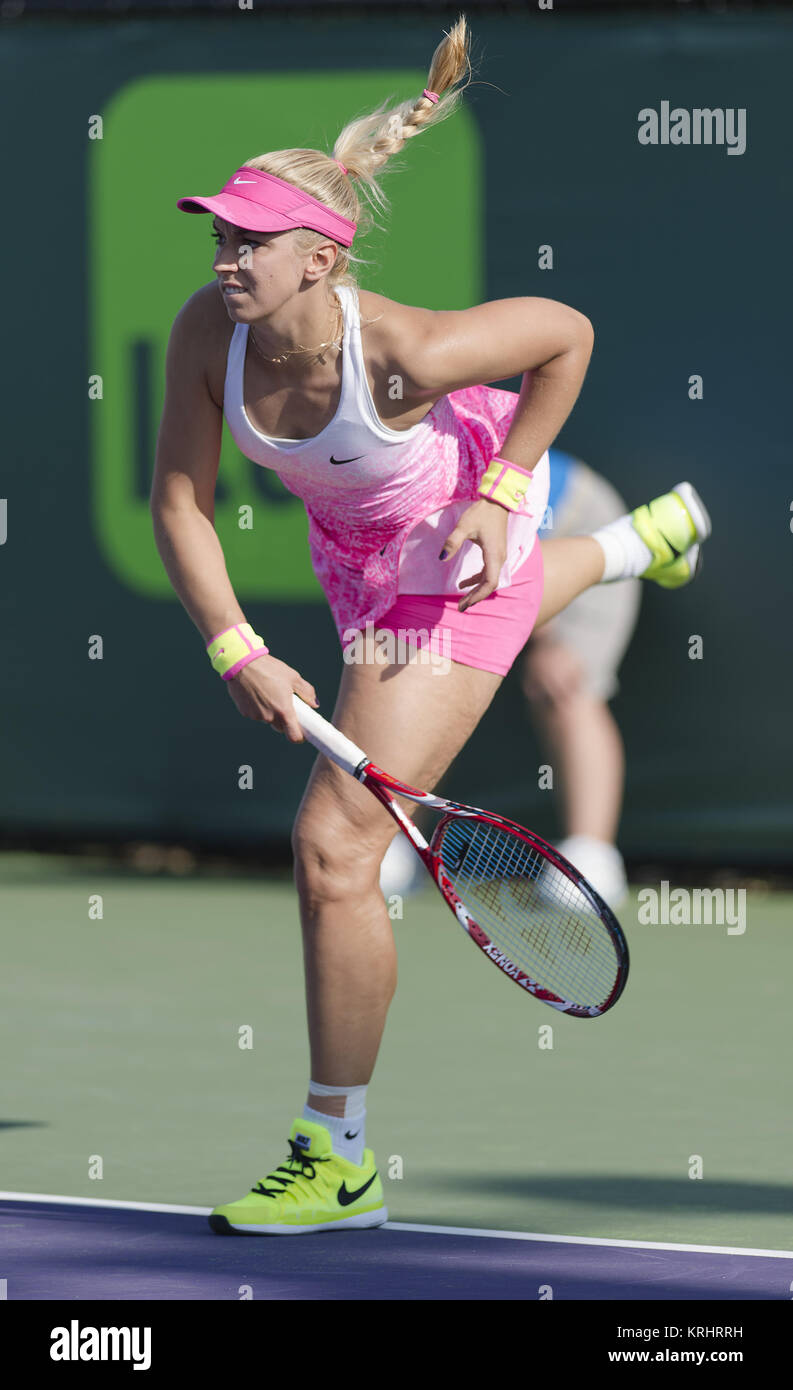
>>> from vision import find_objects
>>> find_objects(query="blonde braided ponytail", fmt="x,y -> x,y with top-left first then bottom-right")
239,14 -> 473,294
332,13 -> 473,201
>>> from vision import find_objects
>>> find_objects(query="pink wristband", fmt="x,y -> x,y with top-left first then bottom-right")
477,455 -> 537,513
221,648 -> 269,682
487,455 -> 535,482
206,622 -> 269,679
206,623 -> 256,649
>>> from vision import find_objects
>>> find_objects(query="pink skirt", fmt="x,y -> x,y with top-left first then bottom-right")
370,537 -> 544,677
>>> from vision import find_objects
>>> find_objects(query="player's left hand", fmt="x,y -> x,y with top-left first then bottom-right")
439,497 -> 508,611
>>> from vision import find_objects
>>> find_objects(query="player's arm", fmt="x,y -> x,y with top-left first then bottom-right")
385,296 -> 594,611
399,294 -> 594,396
394,295 -> 594,466
150,290 -> 317,740
150,290 -> 243,642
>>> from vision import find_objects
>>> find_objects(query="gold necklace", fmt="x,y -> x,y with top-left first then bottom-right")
249,300 -> 343,366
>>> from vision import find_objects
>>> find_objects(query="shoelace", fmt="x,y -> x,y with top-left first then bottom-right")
251,1139 -> 330,1198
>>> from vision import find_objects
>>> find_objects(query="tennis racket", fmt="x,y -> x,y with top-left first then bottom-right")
291,694 -> 629,1018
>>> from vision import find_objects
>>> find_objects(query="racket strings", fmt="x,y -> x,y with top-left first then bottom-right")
435,818 -> 619,1010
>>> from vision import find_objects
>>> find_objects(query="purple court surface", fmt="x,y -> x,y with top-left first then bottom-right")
2,1196 -> 792,1300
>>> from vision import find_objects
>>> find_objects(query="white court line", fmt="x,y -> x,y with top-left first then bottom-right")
385,1222 -> 793,1260
1,1191 -> 792,1260
0,1191 -> 209,1217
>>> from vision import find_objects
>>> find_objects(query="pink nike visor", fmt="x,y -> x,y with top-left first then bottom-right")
177,166 -> 357,246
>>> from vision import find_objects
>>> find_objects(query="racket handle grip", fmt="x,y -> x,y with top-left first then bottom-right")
291,694 -> 369,777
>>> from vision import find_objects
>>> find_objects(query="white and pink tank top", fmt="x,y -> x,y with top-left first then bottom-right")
223,282 -> 550,638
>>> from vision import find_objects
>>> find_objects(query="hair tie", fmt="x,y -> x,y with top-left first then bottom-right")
333,158 -> 348,175
422,89 -> 440,105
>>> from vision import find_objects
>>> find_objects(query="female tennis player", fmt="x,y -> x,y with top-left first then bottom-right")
151,16 -> 711,1235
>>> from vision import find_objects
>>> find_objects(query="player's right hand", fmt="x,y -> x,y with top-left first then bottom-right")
224,654 -> 319,742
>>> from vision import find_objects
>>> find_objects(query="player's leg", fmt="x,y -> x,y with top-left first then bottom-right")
210,649 -> 502,1235
536,535 -> 605,627
292,649 -> 501,1089
536,478 -> 711,628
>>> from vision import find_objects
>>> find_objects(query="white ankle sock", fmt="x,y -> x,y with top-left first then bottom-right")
304,1081 -> 367,1166
592,514 -> 653,582
302,1106 -> 366,1165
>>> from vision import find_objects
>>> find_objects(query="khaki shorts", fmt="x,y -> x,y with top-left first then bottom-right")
531,461 -> 642,701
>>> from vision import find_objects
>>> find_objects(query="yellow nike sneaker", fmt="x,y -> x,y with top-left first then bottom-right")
632,481 -> 712,588
208,1118 -> 388,1236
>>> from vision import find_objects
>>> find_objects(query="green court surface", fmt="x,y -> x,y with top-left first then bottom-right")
2,853 -> 791,1252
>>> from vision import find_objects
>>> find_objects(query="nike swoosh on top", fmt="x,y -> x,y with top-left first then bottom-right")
330,455 -> 364,465
337,1174 -> 377,1207
233,177 -> 257,185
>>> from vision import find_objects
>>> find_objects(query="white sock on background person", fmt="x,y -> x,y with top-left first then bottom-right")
556,835 -> 629,910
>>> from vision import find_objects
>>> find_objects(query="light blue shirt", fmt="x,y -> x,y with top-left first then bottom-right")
541,448 -> 578,535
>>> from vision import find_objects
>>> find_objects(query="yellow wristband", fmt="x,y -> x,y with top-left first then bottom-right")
206,623 -> 269,681
477,456 -> 535,512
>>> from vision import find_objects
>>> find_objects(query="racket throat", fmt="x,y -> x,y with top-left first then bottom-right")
389,804 -> 431,854
358,764 -> 431,854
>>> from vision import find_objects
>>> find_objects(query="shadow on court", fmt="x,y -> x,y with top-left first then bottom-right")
417,1173 -> 793,1218
2,1200 -> 791,1301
